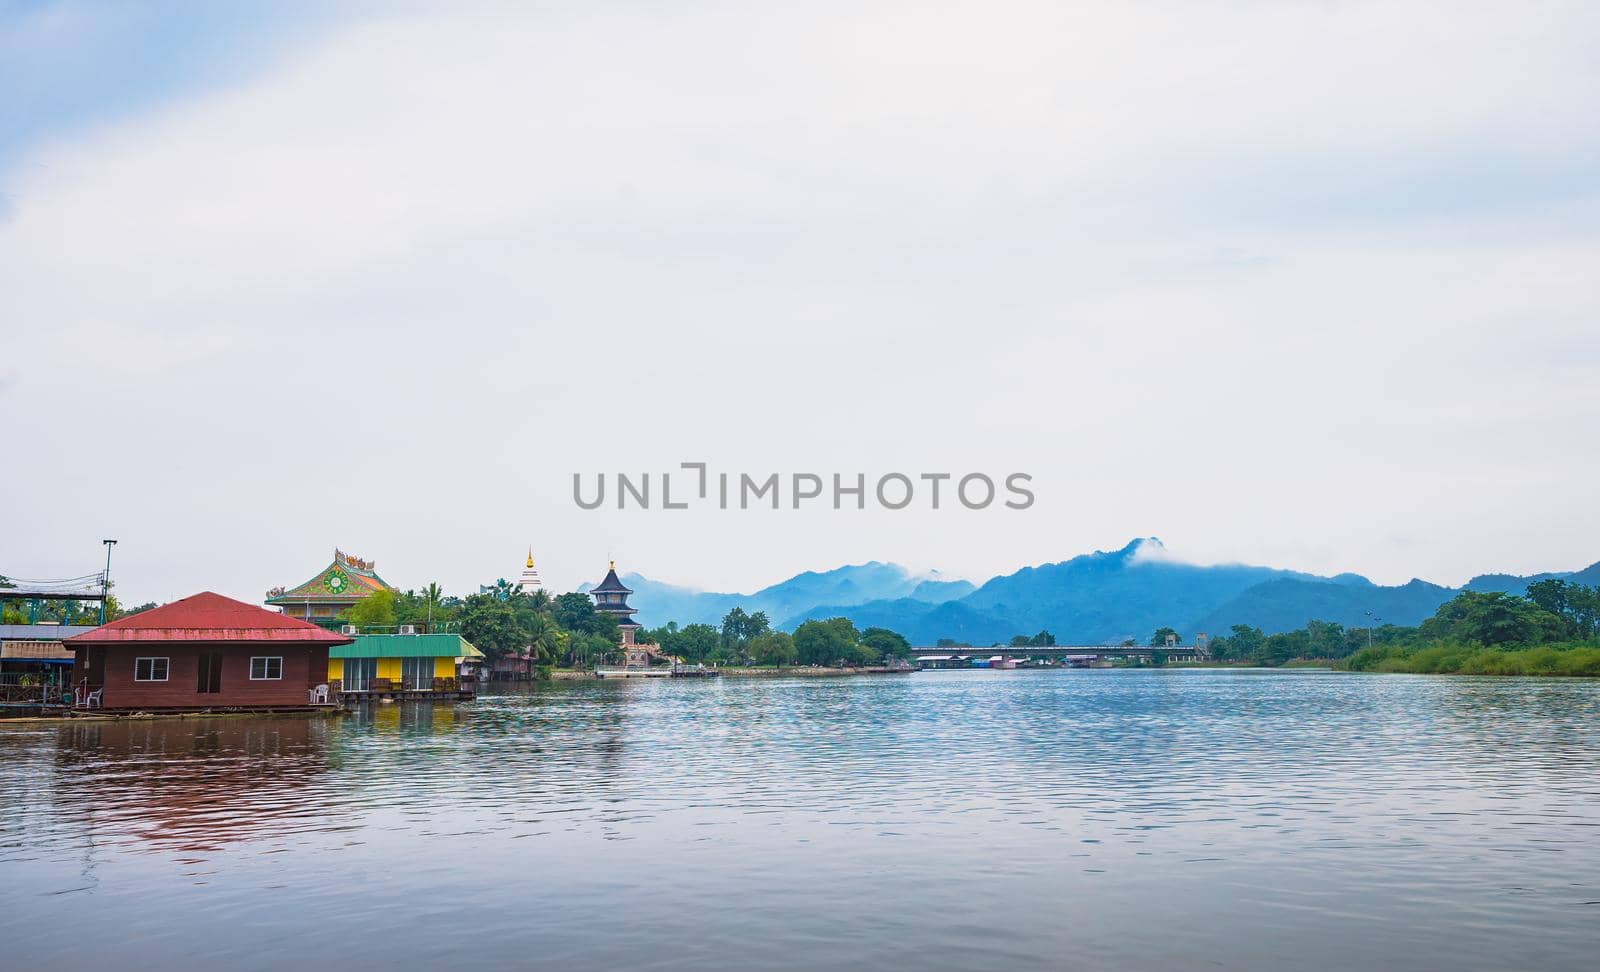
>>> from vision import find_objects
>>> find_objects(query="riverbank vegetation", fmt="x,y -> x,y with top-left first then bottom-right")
1199,580 -> 1600,675
642,612 -> 913,668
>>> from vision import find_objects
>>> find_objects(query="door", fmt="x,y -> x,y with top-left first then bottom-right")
402,656 -> 433,690
196,651 -> 222,693
342,658 -> 376,691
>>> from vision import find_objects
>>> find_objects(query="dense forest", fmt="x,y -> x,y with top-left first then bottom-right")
1200,580 -> 1600,675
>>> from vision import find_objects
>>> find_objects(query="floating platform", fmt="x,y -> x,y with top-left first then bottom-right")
594,666 -> 721,679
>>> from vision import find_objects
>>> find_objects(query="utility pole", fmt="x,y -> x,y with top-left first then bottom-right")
1363,610 -> 1383,650
100,539 -> 118,624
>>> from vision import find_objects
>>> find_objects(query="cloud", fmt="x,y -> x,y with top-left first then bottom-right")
2,1 -> 1598,601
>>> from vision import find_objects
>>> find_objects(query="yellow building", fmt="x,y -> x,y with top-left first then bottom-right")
327,633 -> 482,696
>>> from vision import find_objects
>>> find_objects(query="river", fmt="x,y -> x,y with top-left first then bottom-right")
2,669 -> 1597,970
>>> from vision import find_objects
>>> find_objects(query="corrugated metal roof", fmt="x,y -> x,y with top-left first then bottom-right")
0,624 -> 100,641
65,593 -> 352,645
330,633 -> 484,659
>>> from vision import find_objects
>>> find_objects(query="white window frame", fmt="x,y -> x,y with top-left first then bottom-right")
134,657 -> 169,682
249,656 -> 284,681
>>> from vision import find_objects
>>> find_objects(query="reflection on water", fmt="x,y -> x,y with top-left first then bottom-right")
2,670 -> 1599,971
39,717 -> 341,854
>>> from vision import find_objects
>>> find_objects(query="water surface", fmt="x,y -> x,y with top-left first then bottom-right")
3,669 -> 1598,970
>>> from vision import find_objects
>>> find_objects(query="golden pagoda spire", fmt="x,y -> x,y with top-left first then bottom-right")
610,559 -> 616,571
526,547 -> 534,569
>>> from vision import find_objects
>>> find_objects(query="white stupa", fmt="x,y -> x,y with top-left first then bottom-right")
516,548 -> 544,594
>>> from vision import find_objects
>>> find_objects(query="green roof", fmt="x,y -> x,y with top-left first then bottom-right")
331,633 -> 483,659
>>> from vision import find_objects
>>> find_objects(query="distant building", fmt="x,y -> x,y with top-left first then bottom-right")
1,623 -> 90,699
589,561 -> 660,668
516,548 -> 544,595
266,549 -> 395,625
590,561 -> 641,640
65,592 -> 350,711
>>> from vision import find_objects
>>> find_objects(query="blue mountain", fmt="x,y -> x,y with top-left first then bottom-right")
1463,561 -> 1600,594
587,562 -> 970,629
588,542 -> 1599,645
1188,577 -> 1456,635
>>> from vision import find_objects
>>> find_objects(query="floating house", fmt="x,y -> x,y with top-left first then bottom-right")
328,632 -> 482,701
64,592 -> 351,711
265,549 -> 394,626
1,623 -> 93,702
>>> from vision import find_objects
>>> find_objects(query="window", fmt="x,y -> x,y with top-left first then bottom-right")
134,657 -> 169,681
250,656 -> 284,680
343,658 -> 376,691
197,651 -> 222,693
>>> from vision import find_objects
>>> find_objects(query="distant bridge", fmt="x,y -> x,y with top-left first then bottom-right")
912,644 -> 1206,664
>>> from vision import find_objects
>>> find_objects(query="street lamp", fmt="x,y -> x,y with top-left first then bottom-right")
100,539 -> 118,624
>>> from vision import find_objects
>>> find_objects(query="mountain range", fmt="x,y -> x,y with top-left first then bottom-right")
584,538 -> 1600,646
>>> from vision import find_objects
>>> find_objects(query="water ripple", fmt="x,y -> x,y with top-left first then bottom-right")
1,670 -> 1598,971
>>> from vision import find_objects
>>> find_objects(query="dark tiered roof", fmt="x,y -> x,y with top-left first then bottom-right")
591,567 -> 632,595
590,563 -> 640,630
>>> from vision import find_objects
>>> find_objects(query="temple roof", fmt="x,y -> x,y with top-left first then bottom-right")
591,562 -> 632,594
266,550 -> 394,605
66,592 -> 353,644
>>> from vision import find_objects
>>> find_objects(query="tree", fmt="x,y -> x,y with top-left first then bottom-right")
748,611 -> 772,639
1149,626 -> 1179,648
1030,630 -> 1056,647
1525,579 -> 1571,618
1420,591 -> 1566,647
1009,634 -> 1031,647
1304,620 -> 1347,658
421,581 -> 445,626
861,626 -> 912,658
793,617 -> 860,666
1224,624 -> 1264,661
343,589 -> 397,628
525,612 -> 561,663
458,594 -> 524,662
721,607 -> 751,650
1525,579 -> 1598,639
720,607 -> 772,651
749,631 -> 797,668
673,623 -> 721,662
552,591 -> 594,630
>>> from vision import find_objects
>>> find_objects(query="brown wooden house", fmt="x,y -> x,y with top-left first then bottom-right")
64,592 -> 352,711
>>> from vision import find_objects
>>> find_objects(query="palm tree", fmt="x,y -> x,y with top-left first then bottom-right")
423,581 -> 443,626
525,613 -> 561,664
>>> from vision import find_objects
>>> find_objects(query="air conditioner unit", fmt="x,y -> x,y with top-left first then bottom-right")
340,624 -> 358,636
398,624 -> 417,635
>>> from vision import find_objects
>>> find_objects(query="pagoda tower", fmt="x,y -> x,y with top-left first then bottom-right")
516,548 -> 544,595
589,560 -> 641,645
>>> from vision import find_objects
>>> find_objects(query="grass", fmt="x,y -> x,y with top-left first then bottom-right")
1340,641 -> 1600,676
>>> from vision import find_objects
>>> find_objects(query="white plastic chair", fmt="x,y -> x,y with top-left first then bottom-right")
308,684 -> 330,704
85,688 -> 103,709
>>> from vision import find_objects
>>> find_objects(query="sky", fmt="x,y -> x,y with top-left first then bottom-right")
3,0 -> 1599,606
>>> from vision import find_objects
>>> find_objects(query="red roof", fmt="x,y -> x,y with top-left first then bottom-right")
64,592 -> 354,645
